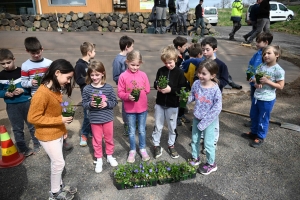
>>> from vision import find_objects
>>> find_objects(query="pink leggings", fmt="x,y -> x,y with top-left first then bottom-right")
39,137 -> 64,193
91,121 -> 114,158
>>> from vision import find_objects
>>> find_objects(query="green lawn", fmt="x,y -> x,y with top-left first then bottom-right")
216,6 -> 300,35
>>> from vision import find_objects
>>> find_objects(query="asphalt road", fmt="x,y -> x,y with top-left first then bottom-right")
213,25 -> 300,56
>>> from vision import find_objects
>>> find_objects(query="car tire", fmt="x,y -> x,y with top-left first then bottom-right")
211,23 -> 217,26
286,15 -> 292,21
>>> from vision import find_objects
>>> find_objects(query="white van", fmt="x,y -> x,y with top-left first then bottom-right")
203,7 -> 218,26
245,1 -> 294,24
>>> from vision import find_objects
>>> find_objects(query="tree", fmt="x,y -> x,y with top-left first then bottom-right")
220,0 -> 231,8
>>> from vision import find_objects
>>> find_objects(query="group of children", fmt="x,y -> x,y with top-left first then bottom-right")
0,30 -> 285,199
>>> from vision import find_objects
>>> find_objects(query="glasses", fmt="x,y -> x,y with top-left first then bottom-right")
0,61 -> 12,65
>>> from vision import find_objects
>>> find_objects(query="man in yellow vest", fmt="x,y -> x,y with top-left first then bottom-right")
229,0 -> 243,40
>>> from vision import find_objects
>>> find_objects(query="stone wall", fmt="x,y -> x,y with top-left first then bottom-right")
0,12 -> 216,35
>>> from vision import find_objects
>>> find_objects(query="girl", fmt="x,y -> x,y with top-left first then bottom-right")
245,45 -> 285,147
188,59 -> 222,175
27,59 -> 77,200
117,50 -> 151,163
82,60 -> 118,173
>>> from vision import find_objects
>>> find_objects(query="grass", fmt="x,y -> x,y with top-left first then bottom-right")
216,5 -> 300,35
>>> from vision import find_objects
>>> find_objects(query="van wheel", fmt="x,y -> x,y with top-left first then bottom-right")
211,23 -> 217,26
286,15 -> 292,21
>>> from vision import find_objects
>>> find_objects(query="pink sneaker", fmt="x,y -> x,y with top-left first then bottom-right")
127,150 -> 136,163
140,149 -> 150,161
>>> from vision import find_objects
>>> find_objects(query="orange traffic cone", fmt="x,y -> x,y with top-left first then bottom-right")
0,125 -> 24,168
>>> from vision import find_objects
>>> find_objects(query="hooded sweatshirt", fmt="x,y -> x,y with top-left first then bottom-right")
176,0 -> 189,14
74,58 -> 89,93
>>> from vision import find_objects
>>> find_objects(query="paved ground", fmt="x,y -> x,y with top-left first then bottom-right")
0,30 -> 299,200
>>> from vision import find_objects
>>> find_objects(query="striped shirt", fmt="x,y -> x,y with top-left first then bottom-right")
21,58 -> 52,96
82,83 -> 118,124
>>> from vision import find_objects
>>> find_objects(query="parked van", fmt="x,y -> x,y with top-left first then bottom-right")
245,1 -> 294,24
204,7 -> 218,26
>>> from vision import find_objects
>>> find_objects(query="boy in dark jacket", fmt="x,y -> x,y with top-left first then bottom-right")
188,0 -> 205,37
167,0 -> 178,35
152,45 -> 186,159
74,42 -> 95,146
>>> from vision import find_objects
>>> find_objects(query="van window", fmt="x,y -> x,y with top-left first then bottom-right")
270,4 -> 277,11
205,9 -> 217,15
279,4 -> 287,11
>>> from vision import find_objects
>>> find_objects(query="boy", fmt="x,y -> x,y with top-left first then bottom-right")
173,36 -> 190,126
112,35 -> 134,135
176,0 -> 190,35
244,32 -> 273,127
152,45 -> 186,159
188,0 -> 205,37
21,37 -> 72,151
74,42 -> 96,146
21,37 -> 52,96
0,49 -> 39,156
167,0 -> 178,35
201,36 -> 229,150
182,43 -> 205,86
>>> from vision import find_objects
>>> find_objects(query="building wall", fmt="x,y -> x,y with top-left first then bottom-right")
35,0 -> 152,14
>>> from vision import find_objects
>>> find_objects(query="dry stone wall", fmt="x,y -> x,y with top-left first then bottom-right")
0,12 -> 216,35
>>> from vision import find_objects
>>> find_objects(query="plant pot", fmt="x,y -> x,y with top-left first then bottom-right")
255,74 -> 263,84
179,100 -> 187,108
131,91 -> 140,102
95,97 -> 102,107
246,72 -> 254,81
62,111 -> 75,117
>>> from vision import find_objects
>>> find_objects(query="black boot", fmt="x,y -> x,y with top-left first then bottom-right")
183,26 -> 187,35
178,25 -> 183,35
172,22 -> 177,35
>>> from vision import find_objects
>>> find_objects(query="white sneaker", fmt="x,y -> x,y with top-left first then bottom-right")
107,156 -> 118,167
94,159 -> 103,173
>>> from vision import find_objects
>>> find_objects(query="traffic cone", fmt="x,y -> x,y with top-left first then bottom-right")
0,125 -> 24,168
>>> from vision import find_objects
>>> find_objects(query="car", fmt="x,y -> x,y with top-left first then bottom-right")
203,7 -> 218,26
245,1 -> 294,24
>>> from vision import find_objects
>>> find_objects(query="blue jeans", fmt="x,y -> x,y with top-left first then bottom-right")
190,17 -> 205,36
81,107 -> 91,137
6,101 -> 39,152
127,111 -> 148,150
191,118 -> 216,165
250,98 -> 275,139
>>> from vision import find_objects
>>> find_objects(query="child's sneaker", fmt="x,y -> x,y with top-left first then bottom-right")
22,148 -> 34,157
94,158 -> 103,173
127,150 -> 136,163
154,146 -> 163,159
79,135 -> 87,147
63,140 -> 73,151
199,163 -> 217,175
140,149 -> 150,161
107,156 -> 118,167
189,157 -> 200,166
61,184 -> 77,195
49,190 -> 74,200
168,145 -> 179,159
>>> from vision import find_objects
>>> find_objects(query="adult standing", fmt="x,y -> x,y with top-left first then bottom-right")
176,0 -> 190,35
246,0 -> 270,44
229,0 -> 244,41
243,0 -> 262,42
188,0 -> 205,37
155,0 -> 167,34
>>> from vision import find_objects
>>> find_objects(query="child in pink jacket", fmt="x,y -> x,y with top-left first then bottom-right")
117,50 -> 150,163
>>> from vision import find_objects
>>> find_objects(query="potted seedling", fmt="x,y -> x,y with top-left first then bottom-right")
33,71 -> 43,86
61,101 -> 77,120
255,71 -> 266,84
92,90 -> 107,108
176,87 -> 190,108
127,80 -> 144,102
157,75 -> 168,89
7,79 -> 16,92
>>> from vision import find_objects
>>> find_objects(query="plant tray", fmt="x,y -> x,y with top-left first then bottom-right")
114,179 -> 157,190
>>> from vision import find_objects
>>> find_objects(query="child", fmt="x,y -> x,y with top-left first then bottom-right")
21,37 -> 52,96
244,45 -> 285,148
112,35 -> 134,136
27,59 -> 77,199
188,59 -> 222,175
182,43 -> 205,87
74,42 -> 96,146
0,49 -> 39,156
200,36 -> 229,151
152,45 -> 187,159
176,0 -> 190,35
244,32 -> 273,127
154,0 -> 167,34
117,50 -> 151,163
173,36 -> 190,126
167,0 -> 178,35
82,60 -> 118,173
